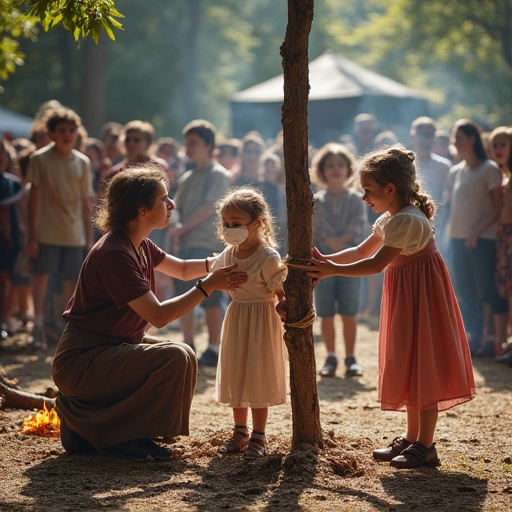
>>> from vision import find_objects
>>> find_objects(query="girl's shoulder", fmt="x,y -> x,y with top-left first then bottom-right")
373,207 -> 431,238
373,207 -> 434,253
392,206 -> 431,226
259,245 -> 281,260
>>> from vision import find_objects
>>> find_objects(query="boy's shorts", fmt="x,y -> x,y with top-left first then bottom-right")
0,247 -> 18,272
31,244 -> 84,281
173,247 -> 225,309
314,275 -> 361,317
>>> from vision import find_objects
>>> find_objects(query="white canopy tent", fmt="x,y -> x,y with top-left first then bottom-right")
231,50 -> 429,145
0,106 -> 34,139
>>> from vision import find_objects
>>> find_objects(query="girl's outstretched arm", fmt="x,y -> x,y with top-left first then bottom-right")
314,233 -> 384,265
307,243 -> 402,280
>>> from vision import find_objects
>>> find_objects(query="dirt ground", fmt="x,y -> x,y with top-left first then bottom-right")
1,318 -> 511,512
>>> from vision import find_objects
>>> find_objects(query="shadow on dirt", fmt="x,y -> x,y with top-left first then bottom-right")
471,356 -> 512,393
20,453 -> 201,510
17,437 -> 488,511
317,373 -> 375,402
379,469 -> 487,511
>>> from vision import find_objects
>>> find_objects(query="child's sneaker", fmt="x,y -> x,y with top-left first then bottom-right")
198,348 -> 218,367
319,355 -> 338,377
345,356 -> 363,377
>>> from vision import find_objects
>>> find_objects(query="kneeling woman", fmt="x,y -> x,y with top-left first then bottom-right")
52,167 -> 246,461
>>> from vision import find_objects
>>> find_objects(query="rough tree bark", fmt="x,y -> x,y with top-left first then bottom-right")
280,0 -> 323,449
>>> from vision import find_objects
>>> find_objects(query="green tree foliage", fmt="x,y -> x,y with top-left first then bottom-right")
0,0 -> 38,80
26,0 -> 123,42
0,0 -> 123,82
1,1 -> 264,136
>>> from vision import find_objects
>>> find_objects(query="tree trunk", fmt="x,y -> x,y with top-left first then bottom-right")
57,27 -> 75,107
80,34 -> 108,138
0,372 -> 57,411
181,0 -> 203,122
281,0 -> 322,449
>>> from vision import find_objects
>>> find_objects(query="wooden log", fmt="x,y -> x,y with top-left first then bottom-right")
0,372 -> 57,410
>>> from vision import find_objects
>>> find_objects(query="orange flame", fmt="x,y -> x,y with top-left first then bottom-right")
19,402 -> 60,438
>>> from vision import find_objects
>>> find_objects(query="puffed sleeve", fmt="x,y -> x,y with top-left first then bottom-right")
262,248 -> 288,292
372,212 -> 391,240
381,212 -> 434,254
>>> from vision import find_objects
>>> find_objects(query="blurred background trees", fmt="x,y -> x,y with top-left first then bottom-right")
1,0 -> 511,139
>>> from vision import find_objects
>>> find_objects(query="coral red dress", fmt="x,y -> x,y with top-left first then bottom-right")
374,206 -> 476,412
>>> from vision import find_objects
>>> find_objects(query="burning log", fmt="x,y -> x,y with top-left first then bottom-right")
0,371 -> 57,411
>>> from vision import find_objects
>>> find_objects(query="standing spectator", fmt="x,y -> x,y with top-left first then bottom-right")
82,138 -> 111,243
26,107 -> 94,348
170,119 -> 231,366
105,121 -> 171,271
433,129 -> 458,164
374,130 -> 398,148
106,121 -> 169,177
353,113 -> 378,156
446,119 -> 508,356
261,151 -> 287,254
0,139 -> 24,339
156,136 -> 185,193
235,133 -> 280,220
311,143 -> 367,377
489,126 -> 512,359
215,138 -> 241,177
82,138 -> 110,197
409,117 -> 451,254
100,122 -> 123,166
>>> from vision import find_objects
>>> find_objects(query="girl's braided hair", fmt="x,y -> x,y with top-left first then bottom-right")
359,145 -> 436,219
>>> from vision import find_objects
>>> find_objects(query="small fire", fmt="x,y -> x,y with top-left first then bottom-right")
19,402 -> 60,438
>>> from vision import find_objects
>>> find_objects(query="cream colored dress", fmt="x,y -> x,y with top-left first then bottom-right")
212,245 -> 288,408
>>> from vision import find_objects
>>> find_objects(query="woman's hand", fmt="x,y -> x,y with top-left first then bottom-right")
202,263 -> 248,293
276,299 -> 287,322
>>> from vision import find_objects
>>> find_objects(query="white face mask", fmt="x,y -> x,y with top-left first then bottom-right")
222,225 -> 249,245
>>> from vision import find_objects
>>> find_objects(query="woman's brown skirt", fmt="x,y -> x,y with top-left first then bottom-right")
52,324 -> 197,449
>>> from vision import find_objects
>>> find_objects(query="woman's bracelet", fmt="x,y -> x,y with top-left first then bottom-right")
195,279 -> 209,298
205,258 -> 209,273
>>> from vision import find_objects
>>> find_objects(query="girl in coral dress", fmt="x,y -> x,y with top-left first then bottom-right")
210,186 -> 287,459
306,145 -> 476,469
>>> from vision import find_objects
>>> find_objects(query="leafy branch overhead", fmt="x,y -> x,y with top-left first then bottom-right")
27,0 -> 124,42
0,0 -> 123,79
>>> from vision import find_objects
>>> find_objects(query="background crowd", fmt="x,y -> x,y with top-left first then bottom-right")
1,101 -> 511,373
